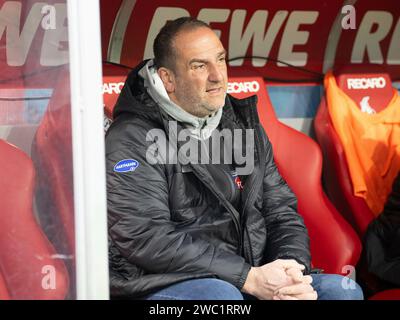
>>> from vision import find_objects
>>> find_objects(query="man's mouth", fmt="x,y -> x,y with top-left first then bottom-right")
206,87 -> 222,94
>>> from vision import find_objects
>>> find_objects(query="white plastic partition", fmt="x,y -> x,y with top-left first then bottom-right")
67,0 -> 109,299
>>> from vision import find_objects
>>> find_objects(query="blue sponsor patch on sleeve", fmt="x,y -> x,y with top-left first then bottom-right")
114,159 -> 139,173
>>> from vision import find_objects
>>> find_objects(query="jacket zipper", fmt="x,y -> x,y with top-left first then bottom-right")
240,125 -> 266,264
190,166 -> 243,253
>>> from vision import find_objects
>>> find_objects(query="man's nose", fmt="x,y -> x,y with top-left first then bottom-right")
208,63 -> 224,82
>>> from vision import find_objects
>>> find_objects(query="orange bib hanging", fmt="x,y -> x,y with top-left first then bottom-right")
325,71 -> 400,216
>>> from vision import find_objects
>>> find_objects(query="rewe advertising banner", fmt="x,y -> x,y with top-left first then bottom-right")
0,0 -> 399,85
100,0 -> 400,82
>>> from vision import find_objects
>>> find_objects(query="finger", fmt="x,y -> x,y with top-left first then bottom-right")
263,269 -> 291,286
276,259 -> 305,271
302,275 -> 313,285
284,272 -> 313,286
286,268 -> 304,283
292,291 -> 318,300
277,294 -> 299,300
276,283 -> 314,296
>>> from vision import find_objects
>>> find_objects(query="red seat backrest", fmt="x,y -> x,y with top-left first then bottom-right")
32,67 -> 75,257
102,63 -> 130,119
314,66 -> 395,236
335,65 -> 393,113
0,139 -> 68,299
32,63 -> 130,257
228,76 -> 361,274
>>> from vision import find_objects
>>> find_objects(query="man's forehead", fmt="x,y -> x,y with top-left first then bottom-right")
173,28 -> 225,59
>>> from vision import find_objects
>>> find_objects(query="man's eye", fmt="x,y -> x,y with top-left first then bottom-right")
219,57 -> 226,62
194,64 -> 205,69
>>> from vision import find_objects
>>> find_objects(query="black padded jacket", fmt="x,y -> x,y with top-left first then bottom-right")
365,173 -> 400,286
106,60 -> 311,298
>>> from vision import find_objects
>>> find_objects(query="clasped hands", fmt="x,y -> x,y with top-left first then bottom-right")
242,259 -> 318,300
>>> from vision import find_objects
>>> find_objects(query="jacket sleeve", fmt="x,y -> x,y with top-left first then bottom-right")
106,123 -> 251,289
259,127 -> 311,273
365,173 -> 400,285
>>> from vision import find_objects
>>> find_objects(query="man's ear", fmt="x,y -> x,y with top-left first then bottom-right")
157,67 -> 175,93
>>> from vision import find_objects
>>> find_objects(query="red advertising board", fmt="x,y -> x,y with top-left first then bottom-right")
0,0 -> 68,87
100,0 -> 400,82
0,0 -> 399,85
335,0 -> 400,81
101,0 -> 341,82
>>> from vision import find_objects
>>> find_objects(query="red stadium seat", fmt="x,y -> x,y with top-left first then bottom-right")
32,63 -> 130,257
0,139 -> 68,299
314,66 -> 394,237
314,66 -> 400,299
31,67 -> 75,258
27,62 -> 128,298
228,76 -> 362,275
102,63 -> 130,120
